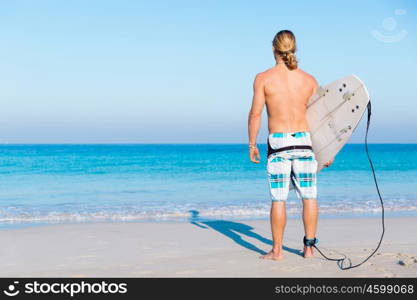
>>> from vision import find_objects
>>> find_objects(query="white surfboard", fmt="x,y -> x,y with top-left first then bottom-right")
307,75 -> 370,172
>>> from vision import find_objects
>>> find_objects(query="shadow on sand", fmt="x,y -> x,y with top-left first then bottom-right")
188,210 -> 302,256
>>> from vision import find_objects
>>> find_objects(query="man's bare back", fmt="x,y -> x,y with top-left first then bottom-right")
258,64 -> 318,133
247,61 -> 318,165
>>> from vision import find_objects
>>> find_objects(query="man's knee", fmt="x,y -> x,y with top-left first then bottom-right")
302,198 -> 317,201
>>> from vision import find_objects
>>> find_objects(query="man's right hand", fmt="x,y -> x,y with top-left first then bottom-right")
249,147 -> 260,163
324,158 -> 334,168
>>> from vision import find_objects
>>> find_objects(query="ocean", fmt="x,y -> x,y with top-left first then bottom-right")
0,144 -> 416,227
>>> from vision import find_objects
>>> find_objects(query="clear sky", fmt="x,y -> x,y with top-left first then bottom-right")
0,0 -> 416,143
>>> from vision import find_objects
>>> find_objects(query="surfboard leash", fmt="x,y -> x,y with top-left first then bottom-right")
311,101 -> 386,270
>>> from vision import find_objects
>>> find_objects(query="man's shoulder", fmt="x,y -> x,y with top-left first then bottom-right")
297,68 -> 318,87
253,70 -> 270,87
297,68 -> 316,80
254,70 -> 269,80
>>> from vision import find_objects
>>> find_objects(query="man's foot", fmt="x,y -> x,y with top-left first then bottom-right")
260,250 -> 283,260
303,245 -> 314,258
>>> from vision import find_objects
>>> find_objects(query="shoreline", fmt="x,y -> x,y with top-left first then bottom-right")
0,216 -> 415,277
2,205 -> 415,231
0,211 -> 410,231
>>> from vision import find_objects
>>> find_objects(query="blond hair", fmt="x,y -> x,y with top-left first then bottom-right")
272,30 -> 298,70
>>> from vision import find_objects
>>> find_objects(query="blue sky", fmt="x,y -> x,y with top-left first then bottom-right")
0,0 -> 416,143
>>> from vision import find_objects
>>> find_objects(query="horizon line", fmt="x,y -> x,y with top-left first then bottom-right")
0,142 -> 416,146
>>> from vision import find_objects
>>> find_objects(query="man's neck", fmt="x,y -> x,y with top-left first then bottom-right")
275,60 -> 286,67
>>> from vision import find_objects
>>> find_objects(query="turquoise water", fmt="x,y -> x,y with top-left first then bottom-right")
0,144 -> 416,226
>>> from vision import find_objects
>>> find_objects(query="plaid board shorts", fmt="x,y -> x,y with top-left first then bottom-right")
267,132 -> 318,201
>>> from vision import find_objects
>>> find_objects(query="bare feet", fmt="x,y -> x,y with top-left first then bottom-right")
260,250 -> 283,260
303,246 -> 314,258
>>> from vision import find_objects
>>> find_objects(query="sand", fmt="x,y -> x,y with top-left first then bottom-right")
0,216 -> 416,277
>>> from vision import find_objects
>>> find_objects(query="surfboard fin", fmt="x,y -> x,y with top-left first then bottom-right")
317,86 -> 326,97
343,91 -> 354,101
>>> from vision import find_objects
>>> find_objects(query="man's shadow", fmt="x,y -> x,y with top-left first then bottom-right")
188,210 -> 302,256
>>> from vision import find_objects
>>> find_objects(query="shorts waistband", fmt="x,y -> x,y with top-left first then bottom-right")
267,131 -> 313,158
267,145 -> 313,158
269,131 -> 311,138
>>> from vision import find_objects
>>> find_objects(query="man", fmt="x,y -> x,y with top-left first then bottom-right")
247,30 -> 333,260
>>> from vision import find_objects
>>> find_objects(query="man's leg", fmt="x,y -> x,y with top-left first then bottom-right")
260,201 -> 286,260
292,152 -> 318,258
302,198 -> 318,258
261,155 -> 290,260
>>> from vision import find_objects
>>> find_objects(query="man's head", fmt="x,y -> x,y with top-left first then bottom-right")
272,30 -> 298,70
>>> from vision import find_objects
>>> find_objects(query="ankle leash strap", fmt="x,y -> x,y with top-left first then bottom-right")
303,236 -> 319,247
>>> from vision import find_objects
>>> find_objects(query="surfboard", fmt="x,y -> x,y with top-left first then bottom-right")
306,75 -> 370,172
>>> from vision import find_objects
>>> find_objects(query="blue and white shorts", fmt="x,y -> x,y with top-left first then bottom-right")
267,132 -> 318,201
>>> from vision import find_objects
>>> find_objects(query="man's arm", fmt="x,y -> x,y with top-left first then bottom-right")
248,73 -> 265,163
311,76 -> 319,96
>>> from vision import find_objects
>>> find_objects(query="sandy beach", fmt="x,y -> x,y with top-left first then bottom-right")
0,216 -> 415,278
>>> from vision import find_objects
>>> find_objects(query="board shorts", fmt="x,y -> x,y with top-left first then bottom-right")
267,131 -> 318,201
